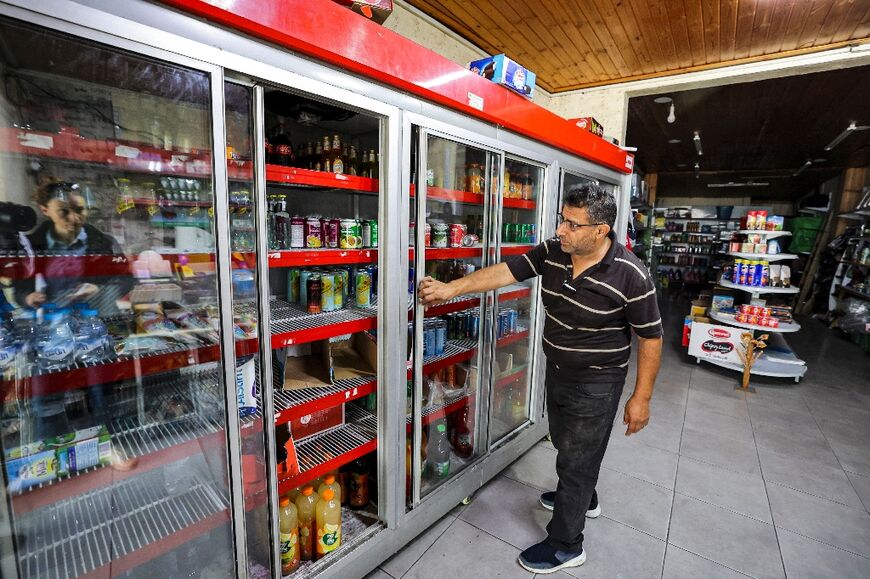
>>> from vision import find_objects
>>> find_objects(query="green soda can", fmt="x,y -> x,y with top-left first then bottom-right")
355,270 -> 372,307
287,269 -> 300,303
368,219 -> 378,247
332,269 -> 344,310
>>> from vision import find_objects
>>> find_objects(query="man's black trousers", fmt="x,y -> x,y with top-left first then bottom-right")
545,361 -> 625,552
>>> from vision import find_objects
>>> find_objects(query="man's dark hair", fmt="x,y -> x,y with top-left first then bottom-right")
563,184 -> 617,229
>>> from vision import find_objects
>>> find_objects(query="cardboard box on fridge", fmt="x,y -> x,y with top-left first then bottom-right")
468,54 -> 537,98
331,0 -> 393,24
569,117 -> 604,137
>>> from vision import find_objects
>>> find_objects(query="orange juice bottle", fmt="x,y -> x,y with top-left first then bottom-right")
315,488 -> 341,558
295,485 -> 318,561
318,474 -> 342,504
278,497 -> 300,574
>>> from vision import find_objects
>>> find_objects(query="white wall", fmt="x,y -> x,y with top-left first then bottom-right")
383,1 -> 554,109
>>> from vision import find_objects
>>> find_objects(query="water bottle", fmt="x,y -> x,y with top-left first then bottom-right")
14,309 -> 39,368
0,326 -> 16,374
75,309 -> 110,364
36,311 -> 76,372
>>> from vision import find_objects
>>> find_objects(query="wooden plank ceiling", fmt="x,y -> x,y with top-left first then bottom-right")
626,65 -> 870,199
405,0 -> 870,92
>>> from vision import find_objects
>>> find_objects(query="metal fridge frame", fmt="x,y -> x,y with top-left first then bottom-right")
0,1 -> 632,577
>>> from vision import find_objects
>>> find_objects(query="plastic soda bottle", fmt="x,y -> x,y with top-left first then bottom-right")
318,474 -> 342,504
315,488 -> 341,558
295,486 -> 318,561
278,496 -> 300,575
427,421 -> 451,478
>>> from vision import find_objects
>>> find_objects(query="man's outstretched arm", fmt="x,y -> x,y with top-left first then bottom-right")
418,262 -> 517,306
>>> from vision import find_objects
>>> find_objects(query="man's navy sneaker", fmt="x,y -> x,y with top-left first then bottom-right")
539,489 -> 601,517
517,540 -> 586,574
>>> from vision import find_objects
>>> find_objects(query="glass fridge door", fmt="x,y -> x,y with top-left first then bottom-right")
407,130 -> 500,506
0,17 -> 238,577
489,156 -> 545,446
257,84 -> 385,573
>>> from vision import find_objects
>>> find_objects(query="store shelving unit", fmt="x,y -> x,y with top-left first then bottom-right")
716,278 -> 800,296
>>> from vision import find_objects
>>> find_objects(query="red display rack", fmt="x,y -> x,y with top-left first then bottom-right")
0,127 -> 257,179
502,198 -> 537,210
270,316 -> 377,349
495,366 -> 529,390
496,329 -> 531,349
422,296 -> 480,318
273,378 -> 377,426
424,247 -> 483,260
424,186 -> 484,205
267,248 -> 378,268
499,287 -> 532,302
266,164 -> 378,192
500,244 -> 534,256
420,393 -> 476,427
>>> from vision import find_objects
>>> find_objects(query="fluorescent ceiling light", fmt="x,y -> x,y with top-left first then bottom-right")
653,96 -> 672,104
667,103 -> 676,124
668,138 -> 681,144
824,121 -> 870,151
707,181 -> 770,188
693,131 -> 703,156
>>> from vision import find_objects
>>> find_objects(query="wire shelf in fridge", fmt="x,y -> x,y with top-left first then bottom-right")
273,374 -> 377,426
15,469 -> 231,579
270,298 -> 378,348
278,405 -> 377,493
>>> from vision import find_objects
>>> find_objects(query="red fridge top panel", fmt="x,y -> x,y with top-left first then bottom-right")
156,0 -> 633,174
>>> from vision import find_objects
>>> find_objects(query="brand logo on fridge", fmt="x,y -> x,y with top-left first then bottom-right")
708,328 -> 732,339
701,340 -> 734,355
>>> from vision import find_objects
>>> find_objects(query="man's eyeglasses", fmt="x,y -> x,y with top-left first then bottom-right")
557,213 -> 604,231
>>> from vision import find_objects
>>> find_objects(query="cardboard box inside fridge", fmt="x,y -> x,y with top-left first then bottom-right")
468,54 -> 537,98
283,331 -> 377,390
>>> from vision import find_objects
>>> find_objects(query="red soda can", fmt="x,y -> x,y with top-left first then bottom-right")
448,224 -> 466,248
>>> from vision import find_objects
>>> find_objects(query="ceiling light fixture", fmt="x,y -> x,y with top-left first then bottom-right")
668,138 -> 681,144
824,121 -> 870,151
707,181 -> 770,188
693,131 -> 703,156
653,96 -> 672,104
667,103 -> 676,124
793,160 -> 812,177
694,162 -> 700,179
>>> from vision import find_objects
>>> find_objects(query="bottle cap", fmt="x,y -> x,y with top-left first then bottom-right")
323,474 -> 336,485
437,424 -> 446,433
280,497 -> 290,507
301,486 -> 314,496
322,488 -> 335,501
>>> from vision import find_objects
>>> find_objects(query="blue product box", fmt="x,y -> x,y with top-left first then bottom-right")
5,450 -> 58,492
468,54 -> 536,98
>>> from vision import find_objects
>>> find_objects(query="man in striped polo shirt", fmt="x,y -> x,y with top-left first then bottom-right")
419,184 -> 663,574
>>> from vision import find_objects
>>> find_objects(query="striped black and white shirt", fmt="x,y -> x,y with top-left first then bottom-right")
506,232 -> 663,382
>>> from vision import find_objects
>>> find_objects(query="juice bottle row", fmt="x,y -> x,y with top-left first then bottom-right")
278,458 -> 372,575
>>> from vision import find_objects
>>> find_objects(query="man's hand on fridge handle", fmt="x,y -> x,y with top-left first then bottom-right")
418,276 -> 458,308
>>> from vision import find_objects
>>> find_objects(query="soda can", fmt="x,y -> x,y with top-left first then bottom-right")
287,269 -> 300,303
340,219 -> 358,249
457,313 -> 468,340
362,220 -> 372,248
507,309 -> 518,334
423,321 -> 436,358
733,259 -> 742,284
320,271 -> 335,312
290,215 -> 305,249
435,320 -> 447,356
307,274 -> 322,314
760,263 -> 770,287
326,218 -> 340,248
352,220 -> 363,248
332,269 -> 344,310
408,266 -> 415,295
737,261 -> 748,285
299,269 -> 312,306
368,219 -> 378,247
469,312 -> 480,340
304,217 -> 322,248
339,268 -> 350,304
448,224 -> 466,248
498,311 -> 509,338
356,270 -> 372,307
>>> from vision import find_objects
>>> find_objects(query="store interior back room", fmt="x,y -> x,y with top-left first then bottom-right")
1,1 -> 870,579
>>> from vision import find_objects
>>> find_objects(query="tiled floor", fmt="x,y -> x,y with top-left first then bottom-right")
373,301 -> 870,578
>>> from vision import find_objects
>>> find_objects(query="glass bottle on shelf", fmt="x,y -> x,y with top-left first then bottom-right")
314,138 -> 324,172
348,145 -> 359,176
320,136 -> 333,173
273,119 -> 295,167
331,135 -> 345,174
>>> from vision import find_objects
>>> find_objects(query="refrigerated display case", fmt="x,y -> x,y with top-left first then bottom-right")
0,2 -> 634,578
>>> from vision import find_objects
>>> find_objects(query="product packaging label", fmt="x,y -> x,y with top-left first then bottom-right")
317,523 -> 341,554
280,531 -> 297,565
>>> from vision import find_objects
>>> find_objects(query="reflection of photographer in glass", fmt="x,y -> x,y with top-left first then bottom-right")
15,182 -> 132,313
